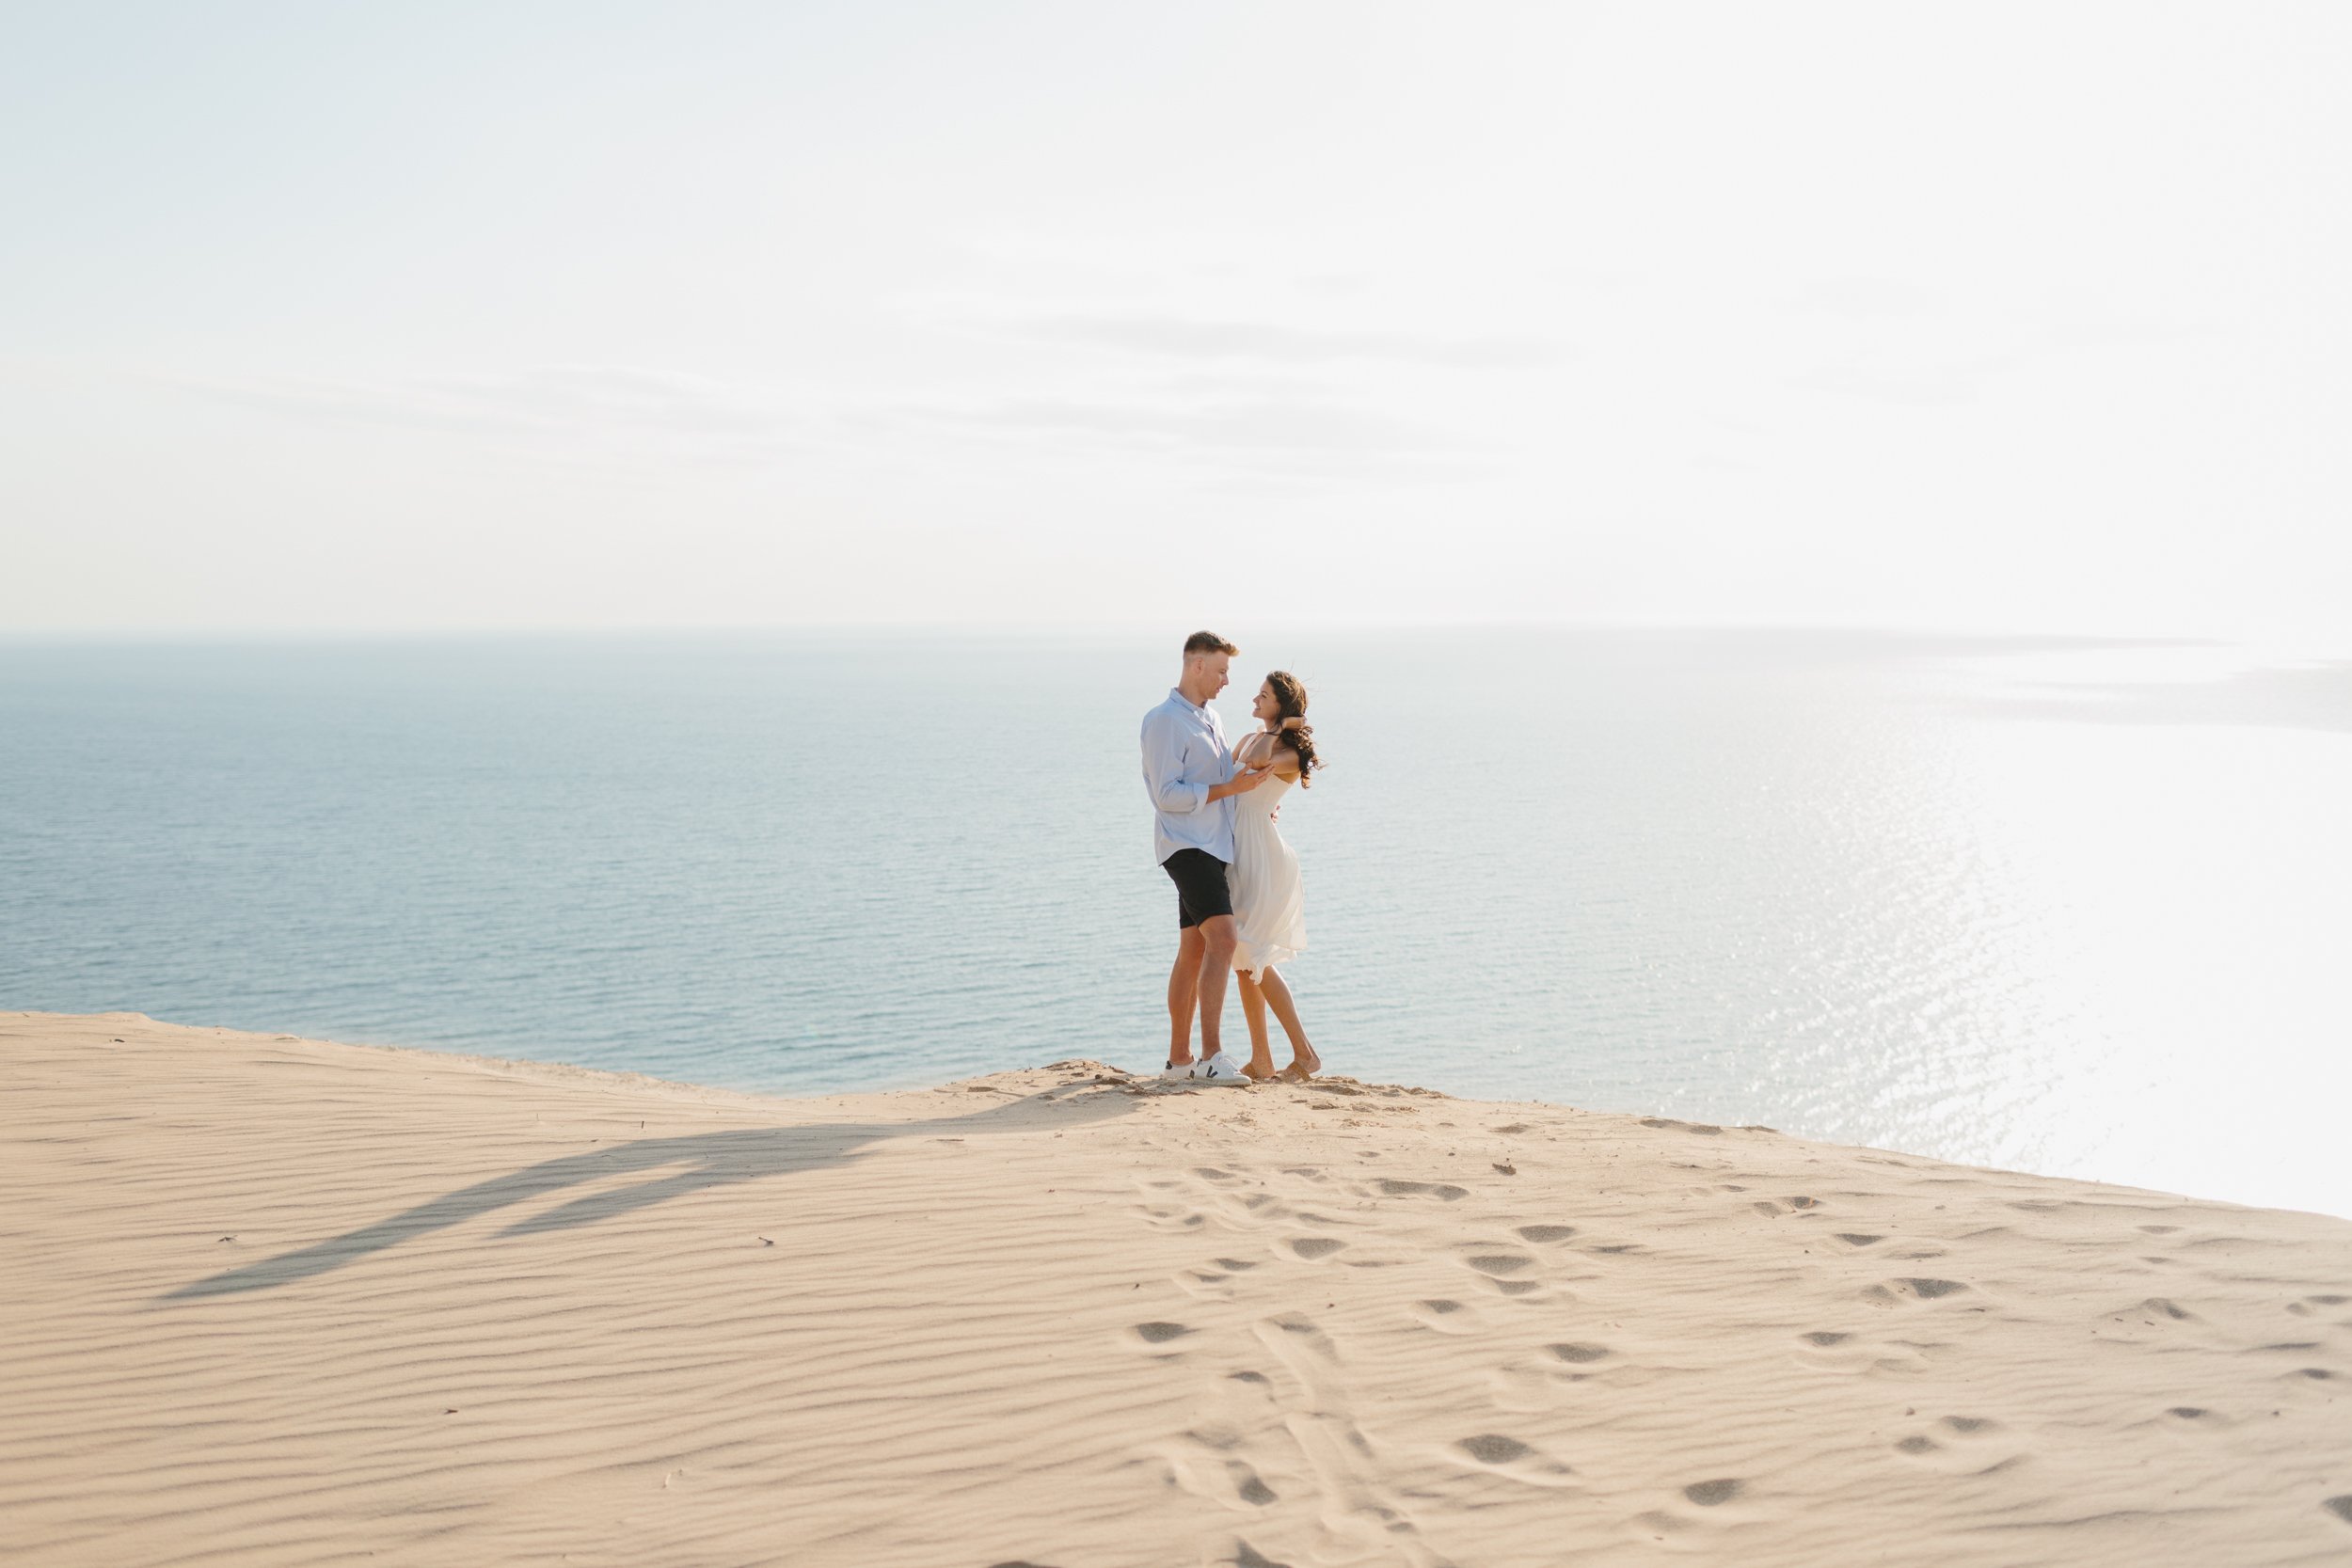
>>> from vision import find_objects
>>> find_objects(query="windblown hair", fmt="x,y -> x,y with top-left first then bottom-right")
1184,629 -> 1239,657
1264,670 -> 1321,786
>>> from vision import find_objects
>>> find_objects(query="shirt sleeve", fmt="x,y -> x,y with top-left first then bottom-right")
1141,709 -> 1209,816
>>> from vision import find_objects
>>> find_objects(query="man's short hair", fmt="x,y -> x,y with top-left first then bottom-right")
1183,630 -> 1239,657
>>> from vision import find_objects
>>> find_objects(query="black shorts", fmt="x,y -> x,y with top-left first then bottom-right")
1161,847 -> 1233,929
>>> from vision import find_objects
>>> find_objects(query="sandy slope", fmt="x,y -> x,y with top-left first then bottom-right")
2,1011 -> 2348,1567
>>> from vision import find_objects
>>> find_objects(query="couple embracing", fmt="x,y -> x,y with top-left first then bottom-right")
1140,630 -> 1324,1085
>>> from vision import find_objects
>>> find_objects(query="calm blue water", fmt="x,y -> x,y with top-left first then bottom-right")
5,629 -> 2348,1216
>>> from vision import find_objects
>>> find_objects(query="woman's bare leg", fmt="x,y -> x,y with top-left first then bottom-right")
1235,970 -> 1278,1079
1258,966 -> 1321,1079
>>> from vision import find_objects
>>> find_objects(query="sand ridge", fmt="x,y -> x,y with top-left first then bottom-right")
3,1010 -> 2348,1566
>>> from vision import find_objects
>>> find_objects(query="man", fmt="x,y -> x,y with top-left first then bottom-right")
1140,630 -> 1269,1085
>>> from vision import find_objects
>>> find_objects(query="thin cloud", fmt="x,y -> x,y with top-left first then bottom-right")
932,394 -> 1457,453
879,387 -> 1490,487
163,365 -> 791,445
1014,312 -> 1570,369
1790,277 -> 1946,320
1789,362 -> 1990,406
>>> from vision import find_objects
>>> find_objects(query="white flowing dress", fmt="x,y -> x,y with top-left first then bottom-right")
1230,768 -> 1306,975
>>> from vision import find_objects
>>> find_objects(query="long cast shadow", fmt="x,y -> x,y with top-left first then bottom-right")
165,1084 -> 1134,1302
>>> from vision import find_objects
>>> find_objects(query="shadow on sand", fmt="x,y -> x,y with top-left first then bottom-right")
163,1081 -> 1135,1302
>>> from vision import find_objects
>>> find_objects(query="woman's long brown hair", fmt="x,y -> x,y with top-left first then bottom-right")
1264,670 -> 1321,786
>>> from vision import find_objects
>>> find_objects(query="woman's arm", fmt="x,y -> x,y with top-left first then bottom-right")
1244,732 -> 1301,777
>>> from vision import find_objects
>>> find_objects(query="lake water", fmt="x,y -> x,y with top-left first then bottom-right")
5,628 -> 2348,1218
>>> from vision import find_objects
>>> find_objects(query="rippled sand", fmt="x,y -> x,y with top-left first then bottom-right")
5,1010 -> 2348,1565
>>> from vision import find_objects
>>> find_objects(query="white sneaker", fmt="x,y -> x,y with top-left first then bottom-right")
1160,1059 -> 1200,1082
1197,1053 -> 1254,1086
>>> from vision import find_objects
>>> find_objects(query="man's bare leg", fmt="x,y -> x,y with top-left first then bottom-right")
1194,914 -> 1239,1060
1167,926 -> 1207,1064
1257,965 -> 1321,1079
1235,970 -> 1278,1079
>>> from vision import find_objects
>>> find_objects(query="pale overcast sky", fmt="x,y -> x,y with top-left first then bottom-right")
4,3 -> 2347,643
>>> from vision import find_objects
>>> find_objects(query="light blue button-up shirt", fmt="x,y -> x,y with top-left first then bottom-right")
1140,688 -> 1235,865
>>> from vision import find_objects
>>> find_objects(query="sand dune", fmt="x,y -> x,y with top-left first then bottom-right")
4,1010 -> 2348,1566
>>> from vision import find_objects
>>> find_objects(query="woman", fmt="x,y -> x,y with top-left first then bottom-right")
1228,671 -> 1323,1083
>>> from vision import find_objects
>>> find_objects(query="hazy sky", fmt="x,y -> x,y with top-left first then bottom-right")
5,3 -> 2347,642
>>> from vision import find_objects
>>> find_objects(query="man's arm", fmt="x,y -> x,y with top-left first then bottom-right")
1141,710 -> 1210,816
1207,767 -> 1269,801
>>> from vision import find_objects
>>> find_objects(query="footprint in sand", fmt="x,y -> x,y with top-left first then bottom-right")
1410,1298 -> 1481,1335
1263,1311 -> 1340,1361
1794,1328 -> 1883,1372
1516,1224 -> 1577,1243
1164,1358 -> 1299,1519
1133,1322 -> 1194,1349
1540,1344 -> 1616,1385
1225,1461 -> 1278,1506
1893,1416 -> 2016,1474
1459,1249 -> 1549,1297
1173,1405 -> 1282,1500
2286,1293 -> 2351,1318
1373,1178 -> 1470,1201
1859,1276 -> 1970,1307
1486,1361 -> 1561,1412
1627,1479 -> 1745,1544
1451,1433 -> 1575,1486
1464,1252 -> 1535,1275
1180,1265 -> 1236,1296
2324,1496 -> 2352,1526
1288,1236 -> 1346,1261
